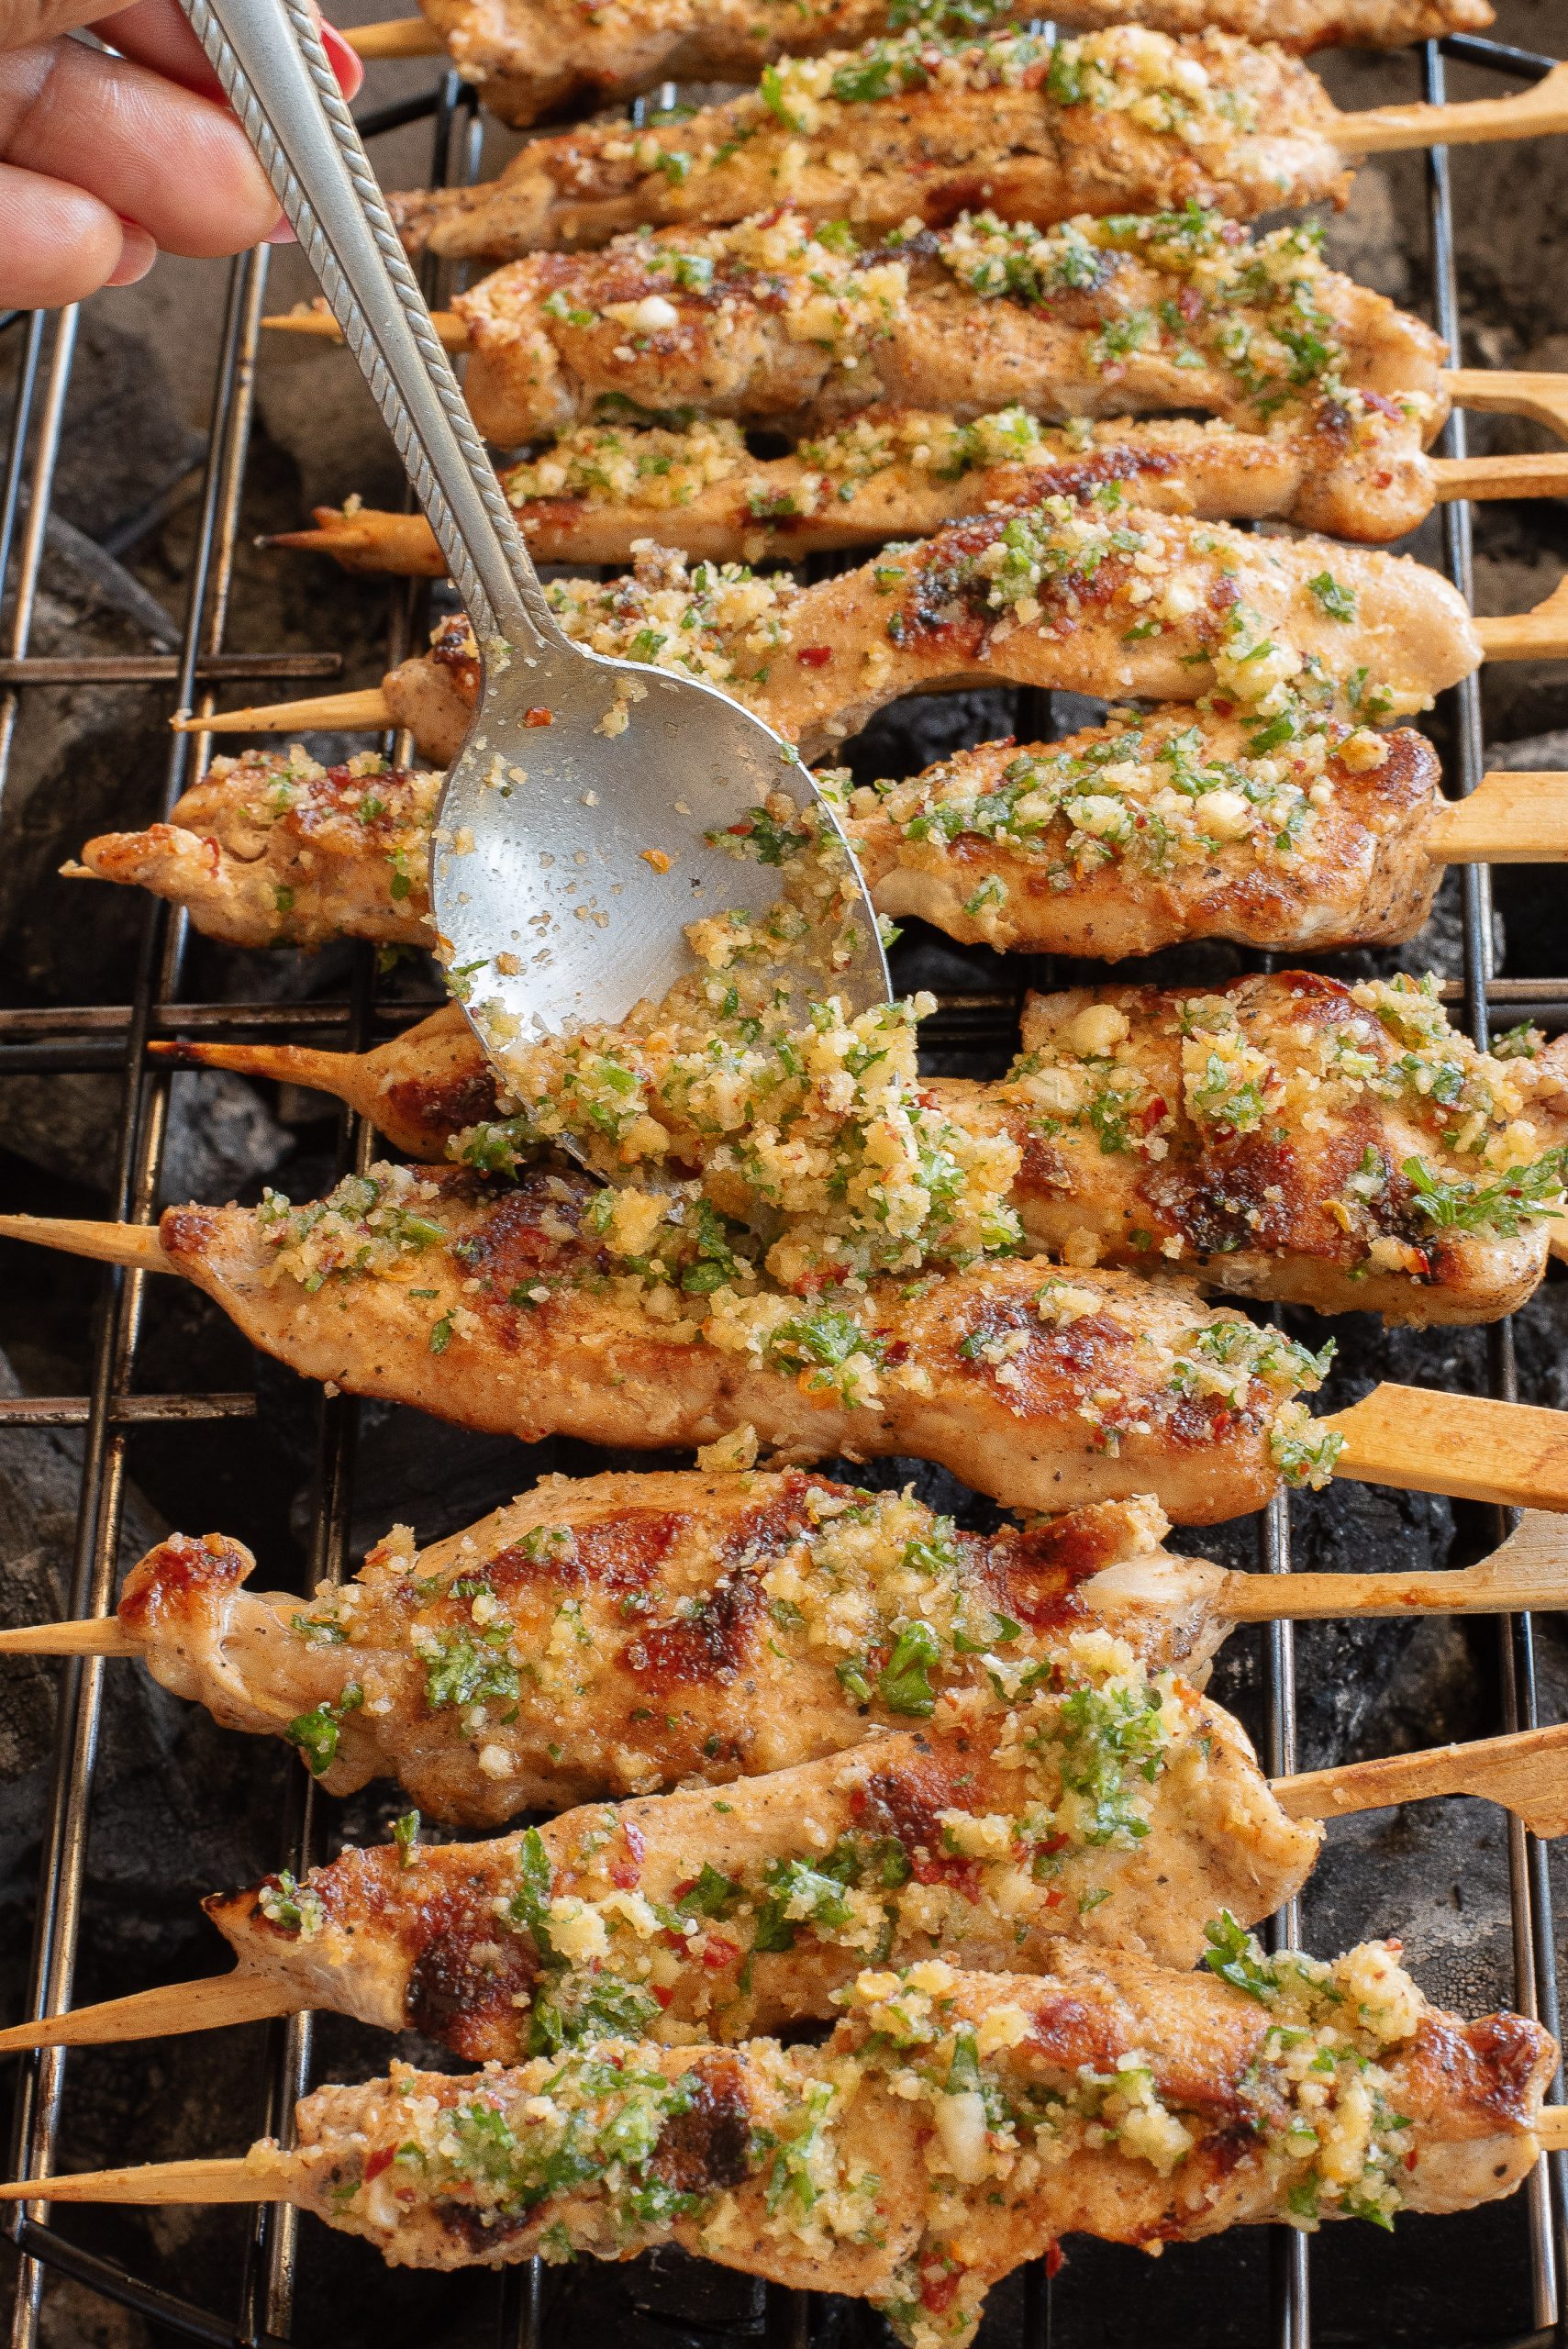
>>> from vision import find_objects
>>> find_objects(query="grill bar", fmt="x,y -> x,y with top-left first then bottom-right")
1,30 -> 1563,2349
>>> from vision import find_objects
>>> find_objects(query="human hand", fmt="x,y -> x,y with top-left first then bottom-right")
0,0 -> 364,310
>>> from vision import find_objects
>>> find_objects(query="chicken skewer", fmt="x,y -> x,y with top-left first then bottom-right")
264,207 -> 1568,550
133,970 -> 1568,1329
6,1696 -> 1567,2064
0,1642 -> 1329,2052
268,206 -> 1465,544
78,720 -> 1568,969
5,1145 -> 1568,1507
168,503 -> 1494,771
272,416 -> 1568,576
0,1172 -> 1352,1521
383,28 -> 1568,265
343,0 -> 1498,128
3,1945 -> 1554,2349
7,1479 -> 1563,1823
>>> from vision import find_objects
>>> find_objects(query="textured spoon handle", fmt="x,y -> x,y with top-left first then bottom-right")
181,0 -> 557,653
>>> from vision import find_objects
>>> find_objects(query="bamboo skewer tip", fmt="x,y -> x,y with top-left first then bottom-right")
0,2156 -> 273,2206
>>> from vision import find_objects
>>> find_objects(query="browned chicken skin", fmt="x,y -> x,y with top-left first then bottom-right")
143,1163 -> 1335,1521
73,711 -> 1449,964
259,1949 -> 1552,2348
421,0 -> 1493,128
208,1654 -> 1318,2048
392,28 -> 1350,262
116,1475 -> 1232,1820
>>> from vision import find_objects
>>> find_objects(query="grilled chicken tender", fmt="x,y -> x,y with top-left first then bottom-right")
75,709 -> 1450,963
453,209 -> 1446,548
423,0 -> 1492,128
116,1475 -> 1232,1819
256,1947 -> 1553,2344
144,1163 -> 1339,1520
298,505 -> 1473,770
138,972 -> 1568,1327
286,408 -> 1441,575
209,1650 -> 1319,2047
393,28 -> 1350,263
977,974 -> 1568,1324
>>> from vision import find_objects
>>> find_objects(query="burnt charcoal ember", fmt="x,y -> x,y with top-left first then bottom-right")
0,1069 -> 291,1207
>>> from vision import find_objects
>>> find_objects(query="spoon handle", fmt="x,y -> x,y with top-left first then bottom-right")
181,0 -> 558,656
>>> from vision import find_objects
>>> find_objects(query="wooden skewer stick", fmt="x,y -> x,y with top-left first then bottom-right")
1325,1384 -> 1568,1512
1429,772 -> 1568,862
1220,1509 -> 1568,1621
0,2155 -> 284,2207
1274,1720 -> 1568,1838
0,1973 -> 297,2054
1328,58 -> 1568,153
168,686 -> 392,737
1474,574 -> 1568,662
1435,451 -> 1568,503
1448,366 -> 1568,441
0,1215 -> 172,1272
9,2110 -> 1568,2202
341,14 -> 445,57
262,302 -> 466,350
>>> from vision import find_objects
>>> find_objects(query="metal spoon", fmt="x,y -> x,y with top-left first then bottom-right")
176,0 -> 890,1048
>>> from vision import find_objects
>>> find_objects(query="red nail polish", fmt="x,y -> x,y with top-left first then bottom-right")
320,22 -> 365,101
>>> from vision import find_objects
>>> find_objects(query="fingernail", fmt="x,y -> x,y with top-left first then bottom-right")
108,224 -> 157,288
320,22 -> 365,100
267,215 -> 299,245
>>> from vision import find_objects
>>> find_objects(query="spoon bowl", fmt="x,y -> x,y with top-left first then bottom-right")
434,639 -> 885,1048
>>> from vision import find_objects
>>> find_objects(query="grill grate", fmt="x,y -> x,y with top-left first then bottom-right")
2,32 -> 1565,2349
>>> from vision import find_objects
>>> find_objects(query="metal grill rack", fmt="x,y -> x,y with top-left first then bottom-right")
2,28 -> 1566,2349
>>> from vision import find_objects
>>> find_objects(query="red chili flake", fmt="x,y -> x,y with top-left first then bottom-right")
625,1820 -> 646,1864
1362,390 -> 1402,420
1045,2243 -> 1065,2278
1140,1097 -> 1167,1131
1043,1887 -> 1063,1909
884,1340 -> 911,1367
1210,697 -> 1235,717
609,1860 -> 640,1888
671,1876 -> 700,1903
661,1928 -> 690,1952
363,2146 -> 395,2184
524,707 -> 553,728
1177,286 -> 1204,324
795,645 -> 834,668
1037,1832 -> 1071,1857
1405,2150 -> 1418,2171
651,1985 -> 674,2009
701,1934 -> 740,1971
919,2267 -> 962,2316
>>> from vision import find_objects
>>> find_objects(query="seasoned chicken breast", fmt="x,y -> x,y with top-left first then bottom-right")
115,1476 -> 1232,1820
75,708 -> 1450,963
208,1648 -> 1319,2046
451,208 -> 1445,549
282,406 -> 1439,575
393,28 -> 1350,262
139,1162 -> 1338,1520
421,0 -> 1492,128
265,1945 -> 1552,2348
360,505 -> 1475,767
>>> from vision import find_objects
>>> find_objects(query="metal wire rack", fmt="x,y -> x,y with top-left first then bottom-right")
1,27 -> 1565,2349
